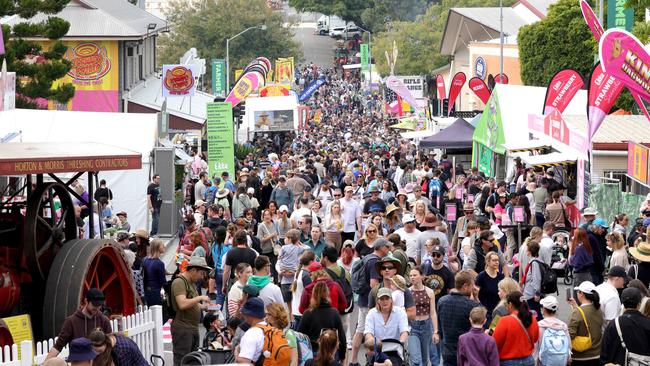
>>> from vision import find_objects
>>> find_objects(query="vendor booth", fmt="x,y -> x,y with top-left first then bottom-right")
0,109 -> 157,230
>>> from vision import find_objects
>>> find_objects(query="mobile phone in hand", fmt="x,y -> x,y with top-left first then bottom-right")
566,287 -> 573,301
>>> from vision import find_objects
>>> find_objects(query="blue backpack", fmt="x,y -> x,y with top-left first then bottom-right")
539,327 -> 570,366
290,330 -> 313,366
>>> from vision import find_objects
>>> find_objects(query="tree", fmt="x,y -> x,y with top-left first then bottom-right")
360,0 -> 429,32
288,0 -> 370,27
372,0 -> 515,76
158,0 -> 302,91
518,0 -> 596,87
0,0 -> 75,109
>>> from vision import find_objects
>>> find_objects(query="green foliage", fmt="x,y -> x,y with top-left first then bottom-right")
288,0 -> 369,26
158,0 -> 302,91
234,143 -> 257,160
0,0 -> 74,109
518,0 -> 596,87
360,0 -> 429,32
372,0 -> 515,76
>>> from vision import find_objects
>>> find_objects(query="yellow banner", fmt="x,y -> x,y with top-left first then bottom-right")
234,69 -> 244,81
1,315 -> 33,359
275,57 -> 294,84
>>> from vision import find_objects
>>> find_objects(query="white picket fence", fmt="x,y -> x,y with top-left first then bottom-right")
0,305 -> 164,366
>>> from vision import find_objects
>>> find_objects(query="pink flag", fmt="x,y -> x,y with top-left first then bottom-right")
543,69 -> 584,115
0,26 -> 4,55
385,75 -> 420,111
436,74 -> 446,100
600,29 -> 650,103
226,71 -> 263,107
494,73 -> 509,84
469,77 -> 491,104
587,63 -> 624,141
580,0 -> 604,42
447,72 -> 466,115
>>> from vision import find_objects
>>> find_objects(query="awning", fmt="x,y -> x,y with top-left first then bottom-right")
502,140 -> 552,153
420,118 -> 474,149
521,152 -> 578,168
400,130 -> 436,139
343,64 -> 361,69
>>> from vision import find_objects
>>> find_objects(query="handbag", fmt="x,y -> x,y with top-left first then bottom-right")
571,306 -> 593,352
560,202 -> 572,229
512,315 -> 533,347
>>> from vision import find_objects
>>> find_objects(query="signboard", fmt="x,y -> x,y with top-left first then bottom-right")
476,143 -> 495,176
513,206 -> 525,223
446,204 -> 457,222
44,40 -> 119,112
396,76 -> 425,99
162,64 -> 197,97
0,69 -> 15,112
275,57 -> 294,84
607,0 -> 634,31
206,102 -> 235,181
0,155 -> 142,175
628,141 -> 649,183
455,186 -> 464,200
0,315 -> 33,359
528,110 -> 589,159
360,44 -> 369,71
253,110 -> 295,131
475,57 -> 487,80
211,59 -> 226,97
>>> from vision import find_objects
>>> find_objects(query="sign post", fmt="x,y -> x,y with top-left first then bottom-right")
206,102 -> 235,180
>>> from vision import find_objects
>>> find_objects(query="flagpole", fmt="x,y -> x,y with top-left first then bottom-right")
500,0 -> 504,78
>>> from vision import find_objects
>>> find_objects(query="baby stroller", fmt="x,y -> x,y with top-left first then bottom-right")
551,229 -> 573,285
180,349 -> 233,365
366,338 -> 408,366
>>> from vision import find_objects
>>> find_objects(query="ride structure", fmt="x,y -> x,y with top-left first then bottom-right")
0,142 -> 143,346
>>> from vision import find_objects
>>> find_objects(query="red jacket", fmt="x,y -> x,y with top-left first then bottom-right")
298,279 -> 347,315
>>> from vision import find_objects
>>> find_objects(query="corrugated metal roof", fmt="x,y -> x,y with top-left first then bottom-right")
1,0 -> 167,39
564,115 -> 650,144
453,7 -> 528,35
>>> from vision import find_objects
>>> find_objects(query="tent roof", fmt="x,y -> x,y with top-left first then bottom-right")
521,152 -> 578,168
563,115 -> 650,145
420,118 -> 475,148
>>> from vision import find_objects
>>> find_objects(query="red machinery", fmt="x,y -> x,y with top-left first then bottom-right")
0,142 -> 143,345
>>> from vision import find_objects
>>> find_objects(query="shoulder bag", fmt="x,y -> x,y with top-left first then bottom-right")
512,315 -> 533,348
571,306 -> 593,352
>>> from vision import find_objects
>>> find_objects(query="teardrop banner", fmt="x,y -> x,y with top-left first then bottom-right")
487,74 -> 496,91
436,74 -> 446,100
599,29 -> 650,104
469,77 -> 491,104
494,73 -> 509,84
542,69 -> 584,115
587,62 -> 624,142
447,72 -> 466,115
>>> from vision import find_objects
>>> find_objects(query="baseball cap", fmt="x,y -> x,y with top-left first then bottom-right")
432,245 -> 445,255
373,238 -> 391,250
279,205 -> 289,212
86,288 -> 105,306
593,218 -> 608,228
574,281 -> 596,294
608,265 -> 629,279
306,262 -> 323,272
540,296 -> 559,312
377,287 -> 392,299
621,287 -> 643,308
240,298 -> 265,318
242,284 -> 260,297
402,213 -> 416,224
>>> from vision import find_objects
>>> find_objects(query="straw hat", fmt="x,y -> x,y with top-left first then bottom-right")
631,241 -> 650,262
134,229 -> 149,240
385,203 -> 400,215
391,275 -> 407,291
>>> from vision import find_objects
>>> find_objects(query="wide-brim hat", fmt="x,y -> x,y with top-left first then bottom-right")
134,229 -> 149,240
385,203 -> 400,215
419,213 -> 438,228
396,189 -> 408,198
216,188 -> 230,199
583,207 -> 598,216
186,256 -> 212,271
631,242 -> 650,262
462,203 -> 474,212
374,256 -> 402,275
391,275 -> 407,291
66,338 -> 98,362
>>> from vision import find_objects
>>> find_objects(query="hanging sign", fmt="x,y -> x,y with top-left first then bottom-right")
162,64 -> 197,97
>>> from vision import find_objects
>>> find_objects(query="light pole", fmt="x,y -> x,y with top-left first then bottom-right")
226,25 -> 267,94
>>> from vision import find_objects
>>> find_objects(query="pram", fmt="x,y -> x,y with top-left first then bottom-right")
366,338 -> 408,366
551,229 -> 573,285
180,349 -> 234,365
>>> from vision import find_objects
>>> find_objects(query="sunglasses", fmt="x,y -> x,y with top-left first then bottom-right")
366,230 -> 377,233
334,194 -> 341,197
432,253 -> 443,258
381,266 -> 395,270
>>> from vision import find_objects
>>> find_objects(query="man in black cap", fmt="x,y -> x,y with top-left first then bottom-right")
45,288 -> 112,361
601,287 -> 650,365
596,266 -> 627,325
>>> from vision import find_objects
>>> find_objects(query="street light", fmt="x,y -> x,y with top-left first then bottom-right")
226,25 -> 267,94
355,25 -> 372,90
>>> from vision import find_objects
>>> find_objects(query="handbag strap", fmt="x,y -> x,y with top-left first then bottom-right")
576,306 -> 592,339
511,315 -> 533,347
615,316 -> 630,366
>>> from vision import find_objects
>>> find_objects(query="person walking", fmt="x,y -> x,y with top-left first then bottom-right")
476,251 -> 505,326
143,238 -> 166,307
570,228 -> 595,288
536,296 -> 570,366
170,257 -> 211,366
492,291 -> 540,366
147,174 -> 162,236
457,307 -> 499,366
568,281 -> 603,366
408,266 -> 440,366
298,282 -> 347,361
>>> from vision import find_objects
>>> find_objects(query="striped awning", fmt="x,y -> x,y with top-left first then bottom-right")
502,140 -> 551,153
521,152 -> 577,168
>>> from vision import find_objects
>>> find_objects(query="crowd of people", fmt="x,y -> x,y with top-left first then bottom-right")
41,64 -> 650,366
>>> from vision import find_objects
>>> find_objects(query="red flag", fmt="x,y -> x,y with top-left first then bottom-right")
587,63 -> 624,142
494,73 -> 508,84
469,77 -> 491,104
447,72 -> 466,115
543,69 -> 584,115
436,74 -> 446,100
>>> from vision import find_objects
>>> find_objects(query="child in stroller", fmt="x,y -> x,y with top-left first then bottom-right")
551,229 -> 573,285
365,338 -> 407,366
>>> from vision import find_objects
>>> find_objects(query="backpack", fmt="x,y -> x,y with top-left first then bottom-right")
615,316 -> 650,366
538,328 -> 570,366
205,186 -> 217,206
325,267 -> 354,314
429,179 -> 442,199
164,274 -> 191,321
253,324 -> 292,366
532,259 -> 558,294
290,330 -> 314,366
351,253 -> 378,294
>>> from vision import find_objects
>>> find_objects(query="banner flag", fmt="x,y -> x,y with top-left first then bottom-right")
436,74 -> 446,99
360,44 -> 369,71
542,69 -> 584,115
226,72 -> 263,107
494,73 -> 509,84
600,29 -> 650,103
211,59 -> 226,97
587,62 -> 624,142
298,78 -> 326,102
386,75 -> 421,114
206,102 -> 235,181
162,64 -> 198,97
580,0 -> 604,41
274,57 -> 294,84
469,77 -> 491,104
447,72 -> 466,115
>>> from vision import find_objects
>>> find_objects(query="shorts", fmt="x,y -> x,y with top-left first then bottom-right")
281,283 -> 293,303
355,306 -> 369,334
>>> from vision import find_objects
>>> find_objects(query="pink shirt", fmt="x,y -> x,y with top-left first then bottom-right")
494,204 -> 506,225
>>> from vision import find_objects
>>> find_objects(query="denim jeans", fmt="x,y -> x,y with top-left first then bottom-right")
500,355 -> 534,366
150,207 -> 160,236
408,318 -> 433,366
430,337 -> 441,366
214,269 -> 225,307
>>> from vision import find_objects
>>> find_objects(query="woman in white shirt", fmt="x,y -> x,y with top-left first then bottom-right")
364,288 -> 409,364
607,232 -> 629,269
323,200 -> 343,252
291,251 -> 316,329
